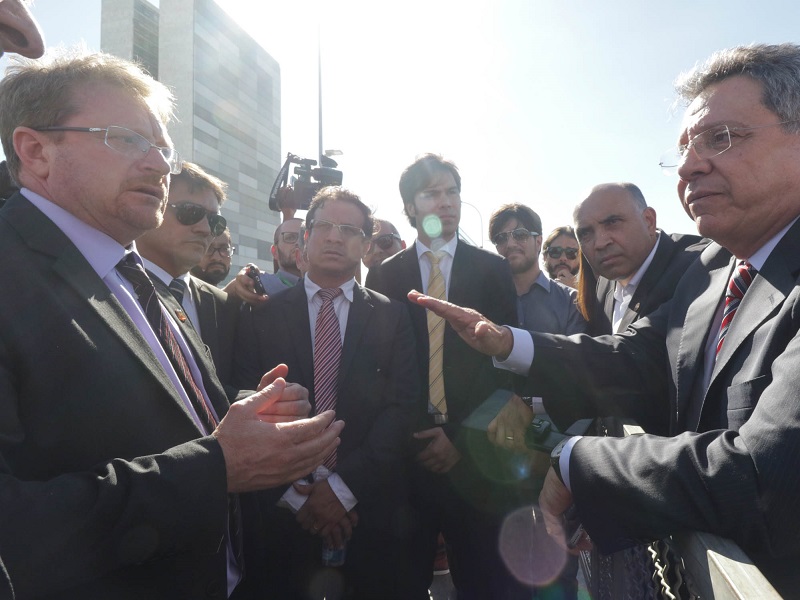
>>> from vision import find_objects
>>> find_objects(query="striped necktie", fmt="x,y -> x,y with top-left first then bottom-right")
168,277 -> 187,305
716,261 -> 755,355
314,287 -> 343,469
426,251 -> 447,417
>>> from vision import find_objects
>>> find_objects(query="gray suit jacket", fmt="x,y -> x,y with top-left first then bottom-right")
526,218 -> 800,595
0,193 -> 236,599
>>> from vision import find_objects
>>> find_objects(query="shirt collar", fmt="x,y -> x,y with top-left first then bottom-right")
624,232 -> 661,291
21,187 -> 128,279
304,275 -> 356,303
141,258 -> 185,287
414,235 -> 458,260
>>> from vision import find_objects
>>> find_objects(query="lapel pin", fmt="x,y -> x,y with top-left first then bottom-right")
175,309 -> 187,322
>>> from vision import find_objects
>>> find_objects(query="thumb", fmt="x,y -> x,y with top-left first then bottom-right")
413,428 -> 437,440
257,363 -> 289,391
235,377 -> 286,416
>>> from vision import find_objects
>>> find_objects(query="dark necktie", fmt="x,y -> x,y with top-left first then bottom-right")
716,261 -> 755,355
314,287 -> 343,469
169,277 -> 187,305
116,254 -> 218,432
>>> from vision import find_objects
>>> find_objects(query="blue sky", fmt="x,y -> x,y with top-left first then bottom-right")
6,0 -> 798,246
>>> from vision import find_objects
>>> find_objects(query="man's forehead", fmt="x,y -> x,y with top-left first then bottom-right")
279,219 -> 302,234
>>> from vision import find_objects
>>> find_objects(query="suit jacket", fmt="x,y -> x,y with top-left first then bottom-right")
365,240 -> 517,444
189,275 -> 240,397
0,193 -> 238,599
587,231 -> 708,335
526,218 -> 800,595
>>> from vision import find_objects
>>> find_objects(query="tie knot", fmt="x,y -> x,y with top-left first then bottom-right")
426,250 -> 444,266
169,278 -> 187,304
116,253 -> 151,291
318,287 -> 342,303
727,261 -> 755,300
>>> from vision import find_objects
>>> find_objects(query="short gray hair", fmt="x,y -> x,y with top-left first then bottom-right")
676,43 -> 800,134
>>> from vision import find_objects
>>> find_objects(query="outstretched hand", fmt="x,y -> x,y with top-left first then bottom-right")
408,290 -> 514,359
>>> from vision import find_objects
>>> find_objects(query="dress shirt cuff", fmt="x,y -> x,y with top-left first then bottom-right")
327,473 -> 358,512
275,466 -> 358,513
559,436 -> 583,492
492,326 -> 533,375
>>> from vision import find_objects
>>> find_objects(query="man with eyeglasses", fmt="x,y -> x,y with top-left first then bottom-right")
138,162 -> 241,396
192,227 -> 235,286
410,43 -> 800,596
363,218 -> 406,270
259,217 -> 304,295
574,182 -> 706,336
365,154 -> 518,599
235,187 -> 419,598
541,226 -> 581,289
0,50 -> 343,599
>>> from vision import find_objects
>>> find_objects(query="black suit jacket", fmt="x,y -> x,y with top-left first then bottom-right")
526,219 -> 800,596
0,193 -> 237,599
365,240 -> 517,444
189,275 -> 240,397
235,281 -> 417,507
587,231 -> 708,335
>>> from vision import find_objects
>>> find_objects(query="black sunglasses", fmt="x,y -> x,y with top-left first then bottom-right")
373,232 -> 402,250
492,227 -> 538,246
169,203 -> 227,237
546,246 -> 579,260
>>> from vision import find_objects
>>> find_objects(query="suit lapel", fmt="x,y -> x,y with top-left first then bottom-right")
190,277 -> 220,354
622,231 -> 674,330
340,286 -> 372,387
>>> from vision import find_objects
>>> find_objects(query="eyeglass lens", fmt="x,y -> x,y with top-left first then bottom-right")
547,247 -> 578,259
374,234 -> 399,250
173,203 -> 227,236
494,228 -> 534,246
312,219 -> 364,238
280,232 -> 300,244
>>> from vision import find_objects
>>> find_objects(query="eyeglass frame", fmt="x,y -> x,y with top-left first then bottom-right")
658,120 -> 800,174
279,231 -> 300,244
545,246 -> 579,260
309,218 -> 366,239
372,232 -> 402,250
491,227 -> 538,247
32,125 -> 183,175
206,244 -> 235,258
169,202 -> 227,237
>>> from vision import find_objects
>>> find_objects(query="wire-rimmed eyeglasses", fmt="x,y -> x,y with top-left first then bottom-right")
658,120 -> 800,175
310,218 -> 365,239
33,125 -> 182,175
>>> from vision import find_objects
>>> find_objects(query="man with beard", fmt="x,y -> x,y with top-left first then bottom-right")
485,203 -> 585,599
192,227 -> 234,286
260,217 -> 303,295
542,226 -> 580,289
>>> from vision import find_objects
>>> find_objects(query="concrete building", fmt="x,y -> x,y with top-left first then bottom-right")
101,0 -> 282,278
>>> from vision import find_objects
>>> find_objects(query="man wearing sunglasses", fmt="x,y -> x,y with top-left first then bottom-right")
192,227 -> 235,286
541,226 -> 581,289
574,182 -> 706,336
258,217 -> 304,295
363,218 -> 406,270
0,50 -> 343,599
138,162 -> 241,395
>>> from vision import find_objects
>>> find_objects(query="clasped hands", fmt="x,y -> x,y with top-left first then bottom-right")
294,478 -> 358,549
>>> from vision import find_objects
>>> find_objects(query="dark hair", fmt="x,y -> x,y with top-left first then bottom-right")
575,251 -> 596,321
542,226 -> 577,251
172,161 -> 227,205
398,153 -> 461,227
489,203 -> 543,242
306,186 -> 374,240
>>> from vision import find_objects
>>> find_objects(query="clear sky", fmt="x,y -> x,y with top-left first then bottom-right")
4,0 -> 798,246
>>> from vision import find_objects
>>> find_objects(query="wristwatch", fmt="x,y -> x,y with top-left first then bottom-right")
550,437 -> 570,485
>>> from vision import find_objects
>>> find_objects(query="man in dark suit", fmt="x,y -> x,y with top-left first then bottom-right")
235,187 -> 420,599
574,182 -> 706,336
365,154 -> 518,598
411,43 -> 800,596
0,50 -> 342,599
137,161 -> 240,393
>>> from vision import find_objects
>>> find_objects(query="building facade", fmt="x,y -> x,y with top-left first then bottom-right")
101,0 -> 282,278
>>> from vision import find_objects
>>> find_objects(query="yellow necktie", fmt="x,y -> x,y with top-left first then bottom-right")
426,251 -> 447,416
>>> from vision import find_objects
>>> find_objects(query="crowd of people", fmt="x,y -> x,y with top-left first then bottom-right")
3,4 -> 800,599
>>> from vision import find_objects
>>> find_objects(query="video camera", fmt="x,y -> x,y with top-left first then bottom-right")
268,152 -> 343,212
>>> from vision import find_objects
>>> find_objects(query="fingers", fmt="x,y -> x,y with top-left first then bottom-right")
257,364 -> 289,390
236,377 -> 286,416
413,427 -> 439,440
